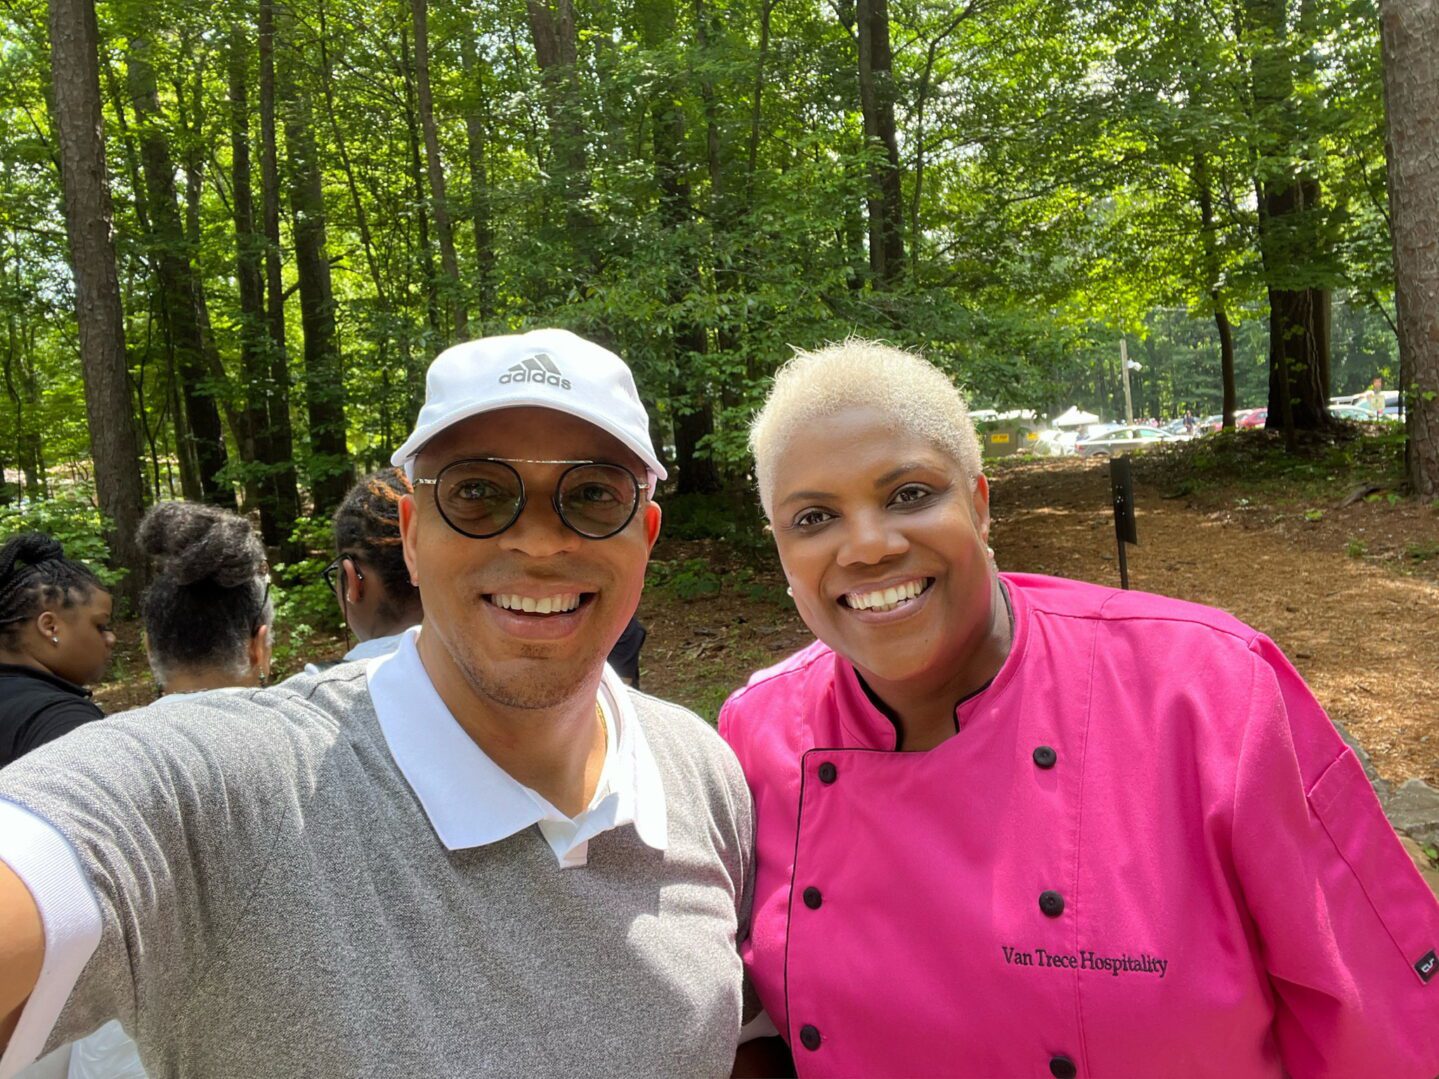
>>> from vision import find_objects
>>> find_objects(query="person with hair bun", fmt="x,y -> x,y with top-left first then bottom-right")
724,340 -> 1439,1077
138,502 -> 273,694
0,533 -> 113,767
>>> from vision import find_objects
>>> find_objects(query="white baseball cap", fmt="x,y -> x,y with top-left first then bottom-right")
391,329 -> 668,481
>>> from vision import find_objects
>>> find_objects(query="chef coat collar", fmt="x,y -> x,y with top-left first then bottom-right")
366,626 -> 668,865
833,573 -> 1030,749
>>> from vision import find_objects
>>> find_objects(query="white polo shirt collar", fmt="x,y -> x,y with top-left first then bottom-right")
366,626 -> 667,868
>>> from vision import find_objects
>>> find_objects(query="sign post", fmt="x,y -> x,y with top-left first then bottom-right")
1110,456 -> 1138,590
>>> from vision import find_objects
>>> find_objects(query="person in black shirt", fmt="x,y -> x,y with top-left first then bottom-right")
0,532 -> 113,767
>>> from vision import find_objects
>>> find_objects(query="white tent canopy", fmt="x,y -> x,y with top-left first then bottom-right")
1052,405 -> 1100,428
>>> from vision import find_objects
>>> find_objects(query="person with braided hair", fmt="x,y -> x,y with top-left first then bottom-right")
138,502 -> 273,695
0,533 -> 113,768
319,469 -> 424,666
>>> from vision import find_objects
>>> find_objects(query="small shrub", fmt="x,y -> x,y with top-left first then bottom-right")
1404,540 -> 1439,563
1303,508 -> 1324,522
1345,538 -> 1367,559
648,557 -> 724,600
270,516 -> 345,670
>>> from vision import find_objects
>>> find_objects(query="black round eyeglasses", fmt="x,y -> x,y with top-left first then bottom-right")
413,458 -> 650,540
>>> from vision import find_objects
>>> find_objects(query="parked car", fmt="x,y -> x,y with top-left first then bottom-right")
1236,408 -> 1267,429
1074,425 -> 1177,458
1032,429 -> 1078,457
1195,413 -> 1225,434
1330,404 -> 1374,422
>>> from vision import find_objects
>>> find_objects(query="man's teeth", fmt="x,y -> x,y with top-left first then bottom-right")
490,592 -> 582,615
845,579 -> 929,612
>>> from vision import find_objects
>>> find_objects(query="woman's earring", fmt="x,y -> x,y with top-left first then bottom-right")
986,546 -> 995,559
51,634 -> 60,644
786,586 -> 794,597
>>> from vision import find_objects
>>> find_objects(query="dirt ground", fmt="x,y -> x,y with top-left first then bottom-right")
636,454 -> 1439,787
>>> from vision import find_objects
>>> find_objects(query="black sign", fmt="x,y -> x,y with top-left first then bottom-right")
1110,456 -> 1137,545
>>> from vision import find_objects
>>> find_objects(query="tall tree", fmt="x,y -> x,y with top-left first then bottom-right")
527,0 -> 595,276
855,0 -> 904,286
1242,0 -> 1333,435
46,0 -> 146,600
636,0 -> 719,492
410,0 -> 467,339
230,20 -> 280,539
460,33 -> 495,321
258,0 -> 301,550
277,2 -> 352,512
1379,0 -> 1439,497
126,33 -> 236,507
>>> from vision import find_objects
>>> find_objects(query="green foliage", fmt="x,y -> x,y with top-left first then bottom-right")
269,516 -> 344,670
647,557 -> 724,601
1404,541 -> 1439,564
0,0 -> 1412,594
1345,538 -> 1367,559
1136,425 -> 1405,502
0,490 -> 126,589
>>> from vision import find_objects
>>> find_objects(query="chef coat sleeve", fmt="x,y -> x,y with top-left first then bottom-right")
1232,636 -> 1439,1078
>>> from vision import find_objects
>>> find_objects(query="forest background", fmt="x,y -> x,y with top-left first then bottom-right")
1,0 -> 1437,650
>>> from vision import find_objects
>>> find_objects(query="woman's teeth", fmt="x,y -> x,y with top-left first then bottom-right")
844,579 -> 931,613
489,592 -> 582,615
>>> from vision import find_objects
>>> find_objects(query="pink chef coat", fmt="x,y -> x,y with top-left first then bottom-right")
720,573 -> 1439,1078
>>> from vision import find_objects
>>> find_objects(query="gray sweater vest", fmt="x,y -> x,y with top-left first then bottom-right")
0,663 -> 754,1078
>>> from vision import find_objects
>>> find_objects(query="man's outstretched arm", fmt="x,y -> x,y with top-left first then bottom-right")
0,859 -> 44,1052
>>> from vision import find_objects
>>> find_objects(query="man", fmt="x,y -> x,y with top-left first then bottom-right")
1365,375 -> 1387,417
0,330 -> 754,1078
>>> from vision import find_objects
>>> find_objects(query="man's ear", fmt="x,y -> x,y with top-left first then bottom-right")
398,494 -> 420,587
643,501 -> 662,551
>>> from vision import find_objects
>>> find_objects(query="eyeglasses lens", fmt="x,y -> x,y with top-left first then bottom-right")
557,464 -> 638,538
437,460 -> 525,537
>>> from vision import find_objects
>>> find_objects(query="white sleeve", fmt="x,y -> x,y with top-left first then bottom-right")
0,800 -> 103,1079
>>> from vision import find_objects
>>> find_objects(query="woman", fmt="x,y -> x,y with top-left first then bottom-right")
721,341 -> 1439,1078
0,533 -> 113,767
139,502 -> 272,694
316,469 -> 424,668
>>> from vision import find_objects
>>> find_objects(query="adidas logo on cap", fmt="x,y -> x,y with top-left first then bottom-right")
498,352 -> 572,390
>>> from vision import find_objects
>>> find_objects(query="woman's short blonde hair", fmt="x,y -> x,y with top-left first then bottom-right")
749,339 -> 983,516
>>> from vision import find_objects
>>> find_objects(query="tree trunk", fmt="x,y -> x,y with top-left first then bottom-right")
46,0 -> 147,603
856,0 -> 904,287
410,0 -> 467,339
127,34 -> 237,508
1195,154 -> 1239,429
636,0 -> 719,494
399,24 -> 442,351
461,35 -> 496,320
526,0 -> 595,275
277,4 -> 351,514
1243,0 -> 1331,437
258,0 -> 301,550
230,21 -> 283,543
1379,0 -> 1439,497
